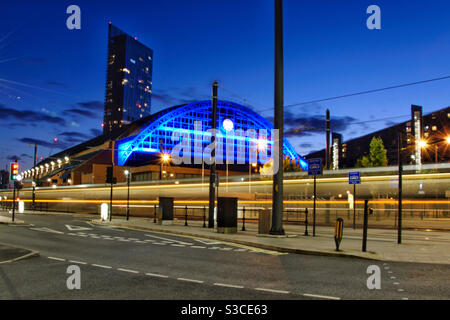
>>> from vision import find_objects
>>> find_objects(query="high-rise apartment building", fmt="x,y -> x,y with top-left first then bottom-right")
103,23 -> 153,134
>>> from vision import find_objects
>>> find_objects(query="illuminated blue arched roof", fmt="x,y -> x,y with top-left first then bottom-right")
116,100 -> 307,169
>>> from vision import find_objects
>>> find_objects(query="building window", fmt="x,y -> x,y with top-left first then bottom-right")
431,125 -> 437,131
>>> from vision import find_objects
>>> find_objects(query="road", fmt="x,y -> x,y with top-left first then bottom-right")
0,212 -> 449,300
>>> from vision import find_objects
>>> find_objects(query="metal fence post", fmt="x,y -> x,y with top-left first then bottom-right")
242,206 -> 246,231
185,205 -> 188,226
304,208 -> 309,236
154,204 -> 157,223
203,206 -> 206,228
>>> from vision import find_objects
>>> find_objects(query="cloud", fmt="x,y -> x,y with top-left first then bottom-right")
76,101 -> 104,111
17,137 -> 67,149
0,103 -> 66,126
58,131 -> 91,139
46,81 -> 70,89
283,112 -> 357,138
298,143 -> 313,149
90,128 -> 102,137
152,87 -> 204,107
7,155 -> 21,161
63,108 -> 97,118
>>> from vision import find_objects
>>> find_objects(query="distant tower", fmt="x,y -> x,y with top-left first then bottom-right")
103,23 -> 154,134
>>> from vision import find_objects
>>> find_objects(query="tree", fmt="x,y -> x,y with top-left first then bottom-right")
357,137 -> 388,167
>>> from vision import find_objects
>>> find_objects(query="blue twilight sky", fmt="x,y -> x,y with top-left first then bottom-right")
0,0 -> 449,170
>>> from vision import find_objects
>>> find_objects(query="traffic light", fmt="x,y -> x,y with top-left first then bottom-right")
10,162 -> 19,181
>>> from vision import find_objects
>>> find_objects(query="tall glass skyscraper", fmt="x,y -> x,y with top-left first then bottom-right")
103,23 -> 153,134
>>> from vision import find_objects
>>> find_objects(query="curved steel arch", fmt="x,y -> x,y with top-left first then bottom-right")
117,100 -> 305,168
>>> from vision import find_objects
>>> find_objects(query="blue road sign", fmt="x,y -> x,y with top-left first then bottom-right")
308,158 -> 322,176
349,172 -> 361,184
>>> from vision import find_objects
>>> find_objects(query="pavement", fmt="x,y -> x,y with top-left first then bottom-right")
88,214 -> 450,265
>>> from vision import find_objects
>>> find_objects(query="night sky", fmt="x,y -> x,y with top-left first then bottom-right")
1,0 -> 449,170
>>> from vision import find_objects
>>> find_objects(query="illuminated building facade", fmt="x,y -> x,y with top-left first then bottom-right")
103,23 -> 153,134
307,105 -> 450,168
116,100 -> 305,169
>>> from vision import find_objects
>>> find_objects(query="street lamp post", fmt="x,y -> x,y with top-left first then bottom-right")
124,169 -> 131,220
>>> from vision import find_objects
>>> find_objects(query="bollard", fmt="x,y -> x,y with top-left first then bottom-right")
304,208 -> 309,236
203,206 -> 206,228
185,205 -> 188,226
242,206 -> 246,231
334,218 -> 344,251
154,204 -> 157,223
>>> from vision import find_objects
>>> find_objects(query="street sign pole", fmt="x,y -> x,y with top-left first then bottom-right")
313,174 -> 316,236
353,184 -> 356,229
348,172 -> 360,230
12,182 -> 16,222
307,158 -> 322,237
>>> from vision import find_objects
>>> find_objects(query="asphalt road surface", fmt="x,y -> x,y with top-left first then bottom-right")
0,212 -> 448,300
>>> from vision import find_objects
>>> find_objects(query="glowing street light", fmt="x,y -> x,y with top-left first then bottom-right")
418,140 -> 427,148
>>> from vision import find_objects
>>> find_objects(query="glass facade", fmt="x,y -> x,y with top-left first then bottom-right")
103,24 -> 153,134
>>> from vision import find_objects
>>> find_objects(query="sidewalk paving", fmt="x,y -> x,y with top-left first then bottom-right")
92,216 -> 450,265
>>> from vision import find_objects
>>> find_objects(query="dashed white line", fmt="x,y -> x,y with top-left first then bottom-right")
171,244 -> 186,247
177,278 -> 204,284
393,282 -> 400,285
303,293 -> 341,300
191,246 -> 206,249
117,268 -> 139,274
255,288 -> 290,294
390,276 -> 397,279
153,242 -> 166,245
92,264 -> 113,269
146,273 -> 169,278
398,289 -> 405,292
69,260 -> 87,265
47,256 -> 66,262
214,283 -> 244,289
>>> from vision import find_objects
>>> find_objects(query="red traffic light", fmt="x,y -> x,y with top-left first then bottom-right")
10,162 -> 19,181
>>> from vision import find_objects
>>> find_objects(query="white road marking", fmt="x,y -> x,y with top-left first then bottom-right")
127,238 -> 139,241
393,282 -> 400,285
191,246 -> 206,249
69,260 -> 87,265
193,238 -> 222,245
208,247 -> 219,250
135,241 -> 147,244
234,249 -> 247,252
398,289 -> 405,292
303,293 -> 341,300
92,264 -> 113,269
177,278 -> 204,284
402,297 -> 409,300
67,233 -> 77,236
153,242 -> 166,245
255,288 -> 290,294
219,247 -> 233,251
146,273 -> 169,278
47,256 -> 66,262
117,268 -> 139,274
170,244 -> 185,247
145,234 -> 192,245
390,276 -> 396,279
65,224 -> 92,231
214,283 -> 244,289
30,227 -> 64,234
